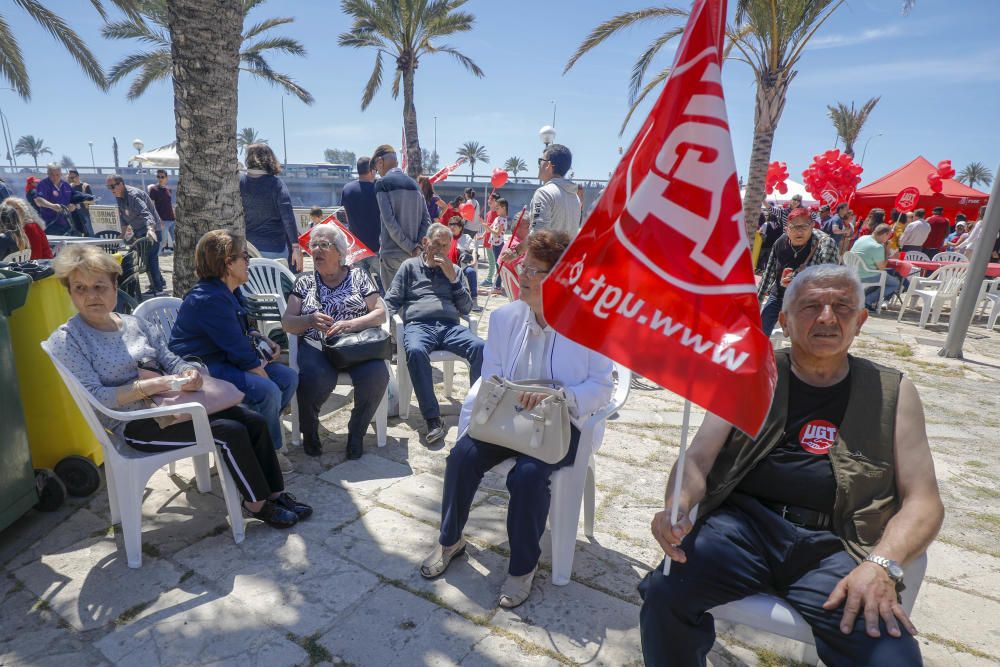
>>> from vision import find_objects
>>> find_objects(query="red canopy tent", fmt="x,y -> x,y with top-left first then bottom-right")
852,156 -> 989,223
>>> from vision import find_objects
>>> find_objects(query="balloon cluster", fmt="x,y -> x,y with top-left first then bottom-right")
927,159 -> 955,194
765,161 -> 789,195
802,149 -> 863,205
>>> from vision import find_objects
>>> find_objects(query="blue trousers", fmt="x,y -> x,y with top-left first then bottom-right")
862,272 -> 903,308
462,266 -> 478,301
402,320 -> 484,421
295,342 -> 389,448
146,238 -> 165,292
760,294 -> 782,336
638,493 -> 921,667
439,428 -> 580,575
241,362 -> 298,449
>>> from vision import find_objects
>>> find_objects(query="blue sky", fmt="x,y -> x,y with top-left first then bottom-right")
2,0 -> 998,187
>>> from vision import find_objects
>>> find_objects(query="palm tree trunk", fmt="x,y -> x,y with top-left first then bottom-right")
402,66 -> 422,177
166,0 -> 244,296
741,71 -> 793,241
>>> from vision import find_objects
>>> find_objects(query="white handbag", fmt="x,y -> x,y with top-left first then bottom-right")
467,376 -> 571,464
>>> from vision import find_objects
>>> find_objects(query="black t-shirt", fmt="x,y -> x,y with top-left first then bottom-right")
736,371 -> 849,513
340,180 -> 381,253
769,234 -> 814,297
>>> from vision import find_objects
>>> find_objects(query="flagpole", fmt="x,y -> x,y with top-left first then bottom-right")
662,398 -> 692,576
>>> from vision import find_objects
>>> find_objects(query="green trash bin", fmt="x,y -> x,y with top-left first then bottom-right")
0,269 -> 64,531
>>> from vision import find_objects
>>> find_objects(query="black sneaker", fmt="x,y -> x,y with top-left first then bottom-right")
273,492 -> 313,520
426,418 -> 445,445
243,500 -> 298,528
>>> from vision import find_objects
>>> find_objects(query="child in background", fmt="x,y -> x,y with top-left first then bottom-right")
308,206 -> 324,229
447,216 -> 481,312
490,199 -> 509,292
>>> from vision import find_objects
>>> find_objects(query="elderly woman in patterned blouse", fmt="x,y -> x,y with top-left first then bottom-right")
282,224 -> 389,459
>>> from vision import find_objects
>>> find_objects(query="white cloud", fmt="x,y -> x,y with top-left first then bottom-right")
798,46 -> 1000,87
808,25 -> 905,49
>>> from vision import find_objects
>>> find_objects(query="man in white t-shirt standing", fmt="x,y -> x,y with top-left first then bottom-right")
898,208 -> 931,253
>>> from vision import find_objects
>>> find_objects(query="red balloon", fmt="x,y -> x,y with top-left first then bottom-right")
459,202 -> 476,221
776,181 -> 788,195
491,168 -> 509,189
824,149 -> 840,162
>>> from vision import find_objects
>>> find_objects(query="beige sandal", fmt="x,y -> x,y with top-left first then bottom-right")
498,566 -> 537,609
419,538 -> 467,579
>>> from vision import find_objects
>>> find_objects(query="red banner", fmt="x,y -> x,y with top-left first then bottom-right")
429,158 -> 466,184
540,0 -> 776,436
298,215 -> 375,265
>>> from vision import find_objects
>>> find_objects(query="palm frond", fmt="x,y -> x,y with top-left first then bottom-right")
13,0 -> 107,90
628,27 -> 683,106
107,49 -> 170,84
89,0 -> 142,22
239,66 -> 315,104
360,50 -> 384,110
123,52 -> 172,100
242,36 -> 306,57
391,68 -> 401,99
424,45 -> 483,77
620,64 -> 671,135
0,13 -> 29,98
101,17 -> 168,45
564,6 -> 686,74
242,16 -> 294,40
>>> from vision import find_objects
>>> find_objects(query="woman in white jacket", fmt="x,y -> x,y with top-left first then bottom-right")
419,230 -> 613,608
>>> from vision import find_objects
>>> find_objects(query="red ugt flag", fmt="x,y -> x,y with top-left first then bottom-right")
429,157 -> 467,184
541,0 -> 776,436
298,215 -> 375,265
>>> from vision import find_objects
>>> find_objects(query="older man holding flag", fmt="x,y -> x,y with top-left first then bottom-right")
539,1 -> 941,665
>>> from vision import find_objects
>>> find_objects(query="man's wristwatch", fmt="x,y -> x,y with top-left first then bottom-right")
864,554 -> 904,585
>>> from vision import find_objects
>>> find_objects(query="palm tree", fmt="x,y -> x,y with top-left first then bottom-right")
826,97 -> 879,156
14,135 -> 52,167
339,0 -> 484,178
104,0 -> 313,104
0,1 -> 138,99
237,127 -> 266,155
60,155 -> 75,169
164,0 -> 245,295
457,142 -> 488,179
504,157 -> 527,178
957,162 -> 993,189
565,1 -> 848,238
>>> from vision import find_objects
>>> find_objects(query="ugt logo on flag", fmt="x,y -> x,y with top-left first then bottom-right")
543,0 -> 776,436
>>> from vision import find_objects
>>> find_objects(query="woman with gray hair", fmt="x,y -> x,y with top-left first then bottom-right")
282,224 -> 389,458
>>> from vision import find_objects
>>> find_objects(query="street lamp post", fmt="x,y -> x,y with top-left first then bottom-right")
88,141 -> 95,173
550,100 -> 557,128
860,132 -> 883,167
281,95 -> 288,167
0,87 -> 16,168
132,138 -> 145,187
539,125 -> 556,148
433,115 -> 437,161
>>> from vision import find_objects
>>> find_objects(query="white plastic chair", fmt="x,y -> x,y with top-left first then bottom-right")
40,341 -> 246,569
897,263 -> 968,327
133,296 -> 182,343
393,312 -> 482,420
2,248 -> 31,263
549,362 -> 632,585
902,250 -> 930,262
984,293 -> 1000,331
283,297 -> 391,448
931,251 -> 968,263
710,553 -> 928,665
843,251 -> 888,313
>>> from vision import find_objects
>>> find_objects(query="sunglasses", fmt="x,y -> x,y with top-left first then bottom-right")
537,158 -> 551,166
231,251 -> 250,262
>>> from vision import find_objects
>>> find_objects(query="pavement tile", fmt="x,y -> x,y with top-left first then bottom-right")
13,534 -> 183,632
0,498 -> 102,570
276,473 -> 373,542
376,472 -> 486,525
5,507 -> 108,571
317,584 -> 491,666
925,541 -> 1000,600
94,585 -> 308,666
318,453 -> 413,497
460,634 -> 562,666
327,506 -> 508,620
911,581 -> 1000,659
492,570 -> 642,666
0,587 -> 110,667
173,531 -> 380,637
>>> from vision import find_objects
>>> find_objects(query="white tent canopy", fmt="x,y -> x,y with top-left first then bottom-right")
741,178 -> 817,206
130,142 -> 178,168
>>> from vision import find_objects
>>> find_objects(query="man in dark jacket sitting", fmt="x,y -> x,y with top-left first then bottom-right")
639,264 -> 943,667
385,223 -> 484,444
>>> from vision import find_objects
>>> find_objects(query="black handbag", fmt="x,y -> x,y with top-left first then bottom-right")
321,327 -> 392,370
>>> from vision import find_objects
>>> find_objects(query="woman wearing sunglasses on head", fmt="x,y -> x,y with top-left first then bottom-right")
281,224 -> 389,459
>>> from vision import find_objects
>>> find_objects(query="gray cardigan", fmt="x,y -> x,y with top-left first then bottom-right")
384,256 -> 472,324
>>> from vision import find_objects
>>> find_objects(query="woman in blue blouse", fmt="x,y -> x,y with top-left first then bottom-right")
281,224 -> 389,459
240,144 -> 303,272
169,230 -> 298,472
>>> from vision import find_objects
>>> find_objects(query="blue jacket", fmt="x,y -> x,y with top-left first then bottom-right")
240,172 -> 298,253
168,278 -> 261,391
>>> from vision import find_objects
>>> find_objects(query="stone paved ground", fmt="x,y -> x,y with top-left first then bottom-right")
1,255 -> 998,666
